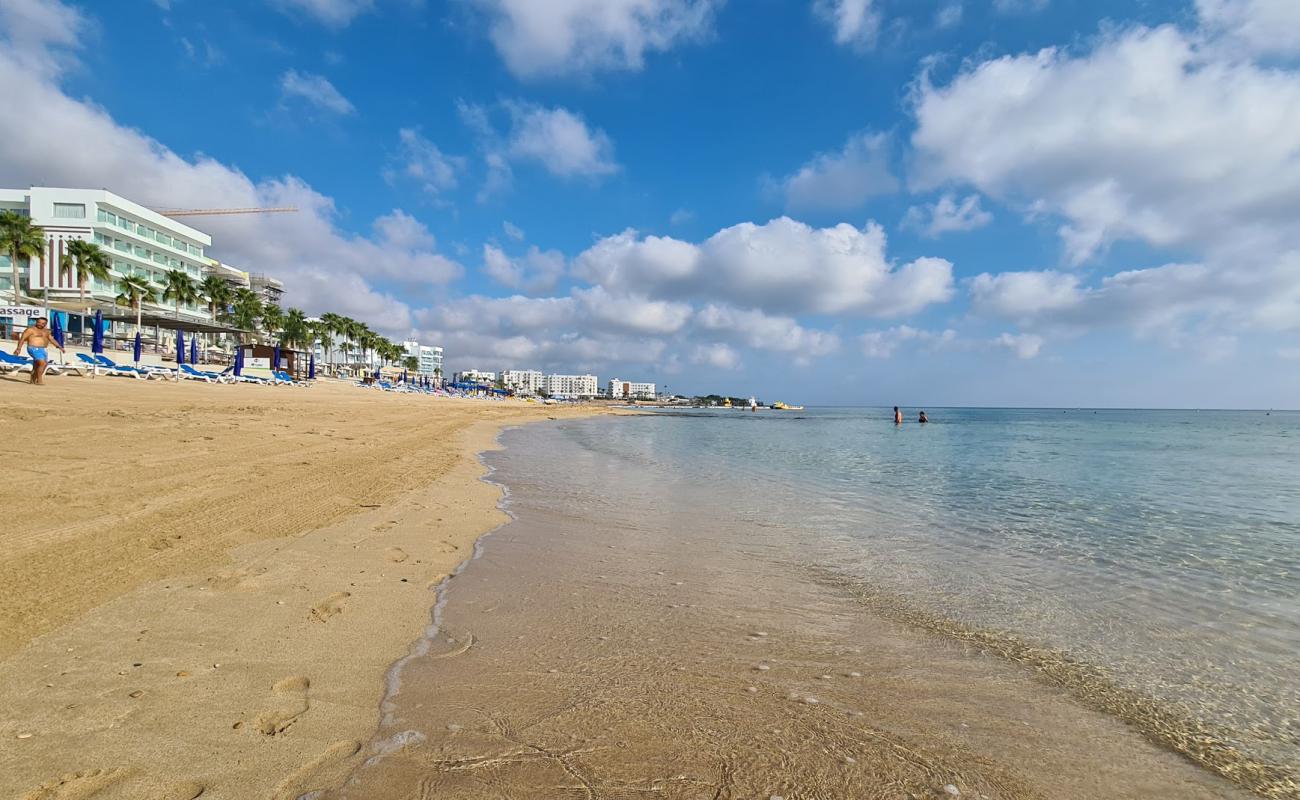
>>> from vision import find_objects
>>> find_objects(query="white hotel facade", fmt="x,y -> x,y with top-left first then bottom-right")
543,373 -> 598,399
0,187 -> 214,320
403,339 -> 444,376
607,378 -> 656,400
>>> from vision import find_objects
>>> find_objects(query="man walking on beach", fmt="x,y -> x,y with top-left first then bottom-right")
14,317 -> 64,385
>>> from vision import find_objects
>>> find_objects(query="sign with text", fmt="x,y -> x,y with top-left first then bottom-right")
246,357 -> 270,369
0,305 -> 47,319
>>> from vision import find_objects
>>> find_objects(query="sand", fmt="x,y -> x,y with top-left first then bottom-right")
0,373 -> 610,799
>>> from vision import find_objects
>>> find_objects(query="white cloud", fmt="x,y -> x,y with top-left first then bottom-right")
385,128 -> 464,196
968,270 -> 1081,320
503,220 -> 525,240
690,342 -> 740,369
482,243 -> 566,292
1197,0 -> 1300,58
271,0 -> 374,28
992,0 -> 1047,13
780,131 -> 898,212
696,305 -> 840,357
574,286 -> 694,336
471,0 -> 720,79
669,207 -> 694,226
814,0 -> 880,50
859,325 -> 956,358
993,331 -> 1044,359
0,0 -> 85,78
575,217 -> 954,317
911,24 -> 1300,266
0,11 -> 463,337
903,193 -> 992,237
935,2 -> 963,29
506,103 -> 618,178
279,69 -> 355,115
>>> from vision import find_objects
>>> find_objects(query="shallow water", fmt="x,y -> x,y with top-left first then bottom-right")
328,408 -> 1299,798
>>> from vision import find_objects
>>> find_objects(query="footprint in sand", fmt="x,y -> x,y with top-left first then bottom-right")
385,547 -> 409,563
253,675 -> 311,737
371,520 -> 397,533
269,740 -> 361,800
21,770 -> 204,800
309,591 -> 350,623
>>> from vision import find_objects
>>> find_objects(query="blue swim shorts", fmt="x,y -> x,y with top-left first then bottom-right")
27,346 -> 48,362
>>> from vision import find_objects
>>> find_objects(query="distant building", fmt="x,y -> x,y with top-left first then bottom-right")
454,369 -> 497,385
501,369 -> 543,395
403,340 -> 443,376
543,373 -> 598,399
207,260 -> 250,291
607,378 -> 656,400
249,273 -> 284,306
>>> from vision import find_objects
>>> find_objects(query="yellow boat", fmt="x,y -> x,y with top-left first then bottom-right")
771,401 -> 804,411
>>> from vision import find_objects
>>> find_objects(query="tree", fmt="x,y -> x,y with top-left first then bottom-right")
65,240 -> 111,303
280,307 -> 309,349
1,210 -> 44,303
115,274 -> 157,335
312,322 -> 334,373
260,302 -> 285,341
200,275 -> 232,322
403,355 -> 419,373
230,288 -> 262,342
162,269 -> 199,320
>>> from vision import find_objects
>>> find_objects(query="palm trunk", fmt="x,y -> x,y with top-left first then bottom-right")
10,247 -> 20,303
135,301 -> 142,337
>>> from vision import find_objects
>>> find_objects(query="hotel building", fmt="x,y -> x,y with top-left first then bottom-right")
543,373 -> 598,399
1,187 -> 213,319
501,369 -> 543,395
454,369 -> 497,385
403,339 -> 444,376
607,378 -> 656,400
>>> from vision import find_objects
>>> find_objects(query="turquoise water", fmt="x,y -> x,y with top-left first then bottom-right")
546,407 -> 1300,772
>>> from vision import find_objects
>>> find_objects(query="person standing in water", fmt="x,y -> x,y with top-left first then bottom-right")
893,406 -> 903,424
919,411 -> 929,424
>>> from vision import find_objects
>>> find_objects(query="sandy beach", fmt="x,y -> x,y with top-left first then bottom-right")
0,374 -> 609,799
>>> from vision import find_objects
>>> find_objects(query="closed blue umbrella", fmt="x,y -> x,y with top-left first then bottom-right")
133,331 -> 142,365
189,334 -> 198,365
273,344 -> 281,372
49,313 -> 65,348
176,329 -> 185,365
234,347 -> 244,376
308,353 -> 315,379
91,310 -> 104,354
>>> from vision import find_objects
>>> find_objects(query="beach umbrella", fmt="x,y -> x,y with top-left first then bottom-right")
308,353 -> 316,380
91,310 -> 104,354
189,334 -> 198,365
176,329 -> 185,365
49,313 -> 65,348
234,347 -> 244,377
272,344 -> 281,372
132,331 -> 142,365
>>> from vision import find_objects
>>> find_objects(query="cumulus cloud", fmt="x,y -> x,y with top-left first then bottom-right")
502,220 -> 525,240
384,128 -> 464,196
575,217 -> 953,317
903,193 -> 992,237
993,331 -> 1044,359
0,0 -> 85,78
1197,0 -> 1300,58
695,304 -> 840,357
780,131 -> 898,212
573,286 -> 694,336
814,0 -> 880,50
935,2 -> 963,29
460,100 -> 619,197
992,0 -> 1048,13
482,243 -> 567,292
859,325 -> 956,358
271,0 -> 374,28
690,342 -> 740,369
470,0 -> 720,79
279,70 -> 355,115
0,7 -> 463,336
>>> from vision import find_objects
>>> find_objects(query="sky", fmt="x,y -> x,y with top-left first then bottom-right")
1,0 -> 1298,407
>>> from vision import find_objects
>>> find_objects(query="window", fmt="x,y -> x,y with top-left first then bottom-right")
153,253 -> 167,265
115,240 -> 129,253
94,232 -> 108,245
53,203 -> 86,219
118,217 -> 132,231
188,244 -> 200,256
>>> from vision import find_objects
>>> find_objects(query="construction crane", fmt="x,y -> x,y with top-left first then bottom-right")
155,207 -> 298,217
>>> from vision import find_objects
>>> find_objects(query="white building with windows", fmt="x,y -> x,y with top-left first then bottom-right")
501,369 -> 543,395
403,339 -> 444,376
543,373 -> 598,399
607,378 -> 656,400
0,187 -> 213,318
454,369 -> 497,385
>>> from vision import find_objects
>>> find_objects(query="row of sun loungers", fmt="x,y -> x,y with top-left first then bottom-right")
0,351 -> 311,386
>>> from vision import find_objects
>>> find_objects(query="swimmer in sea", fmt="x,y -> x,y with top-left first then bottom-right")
893,406 -> 903,424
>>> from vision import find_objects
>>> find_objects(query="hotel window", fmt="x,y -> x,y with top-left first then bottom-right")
153,253 -> 167,265
118,217 -> 132,231
94,232 -> 107,245
53,203 -> 86,219
188,244 -> 200,256
115,241 -> 130,253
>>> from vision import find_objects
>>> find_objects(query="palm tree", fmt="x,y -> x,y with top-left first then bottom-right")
312,322 -> 334,375
229,288 -> 262,342
260,303 -> 285,342
65,240 -> 111,303
319,312 -> 347,366
403,355 -> 419,373
162,269 -> 200,321
200,275 -> 232,322
280,307 -> 309,349
115,274 -> 157,335
1,210 -> 45,303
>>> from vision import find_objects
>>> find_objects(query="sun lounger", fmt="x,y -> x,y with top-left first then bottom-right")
93,354 -> 174,380
219,367 -> 269,385
77,353 -> 145,379
180,364 -> 232,383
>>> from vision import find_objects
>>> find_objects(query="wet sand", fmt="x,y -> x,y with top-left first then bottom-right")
326,418 -> 1255,800
0,375 -> 611,799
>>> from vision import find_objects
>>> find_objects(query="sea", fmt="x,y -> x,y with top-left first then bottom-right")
330,407 -> 1300,799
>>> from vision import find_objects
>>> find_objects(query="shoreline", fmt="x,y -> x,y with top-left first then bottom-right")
0,377 -> 612,799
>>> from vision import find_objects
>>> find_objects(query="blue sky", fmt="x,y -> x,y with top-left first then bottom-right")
2,0 -> 1299,407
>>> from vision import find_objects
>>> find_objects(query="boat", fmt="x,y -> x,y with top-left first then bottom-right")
770,401 -> 804,411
